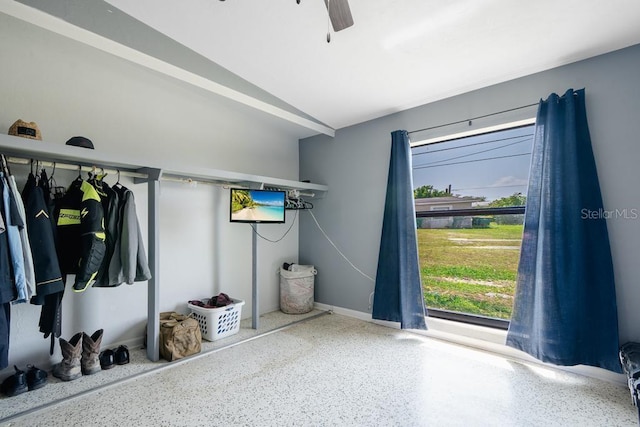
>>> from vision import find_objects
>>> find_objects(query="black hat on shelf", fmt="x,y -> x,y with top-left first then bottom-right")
65,136 -> 94,149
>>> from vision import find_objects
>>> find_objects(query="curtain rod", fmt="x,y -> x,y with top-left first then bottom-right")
407,102 -> 539,135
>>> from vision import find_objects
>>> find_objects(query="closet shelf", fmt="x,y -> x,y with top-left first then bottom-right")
0,133 -> 146,172
0,131 -> 328,362
0,133 -> 328,194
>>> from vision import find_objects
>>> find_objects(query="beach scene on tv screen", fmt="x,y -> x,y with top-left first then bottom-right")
231,190 -> 284,222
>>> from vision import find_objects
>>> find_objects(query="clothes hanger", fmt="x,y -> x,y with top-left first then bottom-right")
35,160 -> 41,183
28,158 -> 38,184
113,170 -> 123,189
48,162 -> 56,185
91,168 -> 110,196
49,163 -> 65,199
0,154 -> 10,176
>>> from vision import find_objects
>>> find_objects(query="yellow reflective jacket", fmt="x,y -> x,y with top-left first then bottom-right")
55,178 -> 106,292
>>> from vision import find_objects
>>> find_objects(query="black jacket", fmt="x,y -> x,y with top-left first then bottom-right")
22,173 -> 64,302
55,177 -> 106,292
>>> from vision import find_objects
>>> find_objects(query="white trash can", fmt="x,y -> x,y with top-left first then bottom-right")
280,264 -> 317,314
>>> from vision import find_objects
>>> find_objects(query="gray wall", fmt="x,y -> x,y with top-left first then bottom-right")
1,13 -> 300,374
300,43 -> 640,344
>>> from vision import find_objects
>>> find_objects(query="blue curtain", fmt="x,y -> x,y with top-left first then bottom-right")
506,89 -> 621,372
372,130 -> 427,330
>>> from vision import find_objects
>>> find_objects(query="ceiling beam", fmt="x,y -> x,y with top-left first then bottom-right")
0,0 -> 335,137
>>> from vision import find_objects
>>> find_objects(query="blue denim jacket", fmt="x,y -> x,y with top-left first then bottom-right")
1,173 -> 27,303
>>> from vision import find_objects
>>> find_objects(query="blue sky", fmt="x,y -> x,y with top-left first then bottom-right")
412,125 -> 534,202
250,190 -> 285,206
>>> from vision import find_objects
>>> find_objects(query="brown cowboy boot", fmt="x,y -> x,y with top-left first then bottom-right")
52,332 -> 83,381
81,329 -> 104,375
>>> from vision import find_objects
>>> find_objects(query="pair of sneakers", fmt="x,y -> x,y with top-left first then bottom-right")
1,365 -> 47,397
99,345 -> 129,370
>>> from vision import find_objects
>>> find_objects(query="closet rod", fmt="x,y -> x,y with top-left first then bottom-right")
407,102 -> 539,135
6,156 -> 319,195
6,156 -> 148,179
8,157 -> 192,185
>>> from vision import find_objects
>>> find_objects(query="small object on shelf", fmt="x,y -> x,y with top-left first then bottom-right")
188,298 -> 245,341
8,119 -> 41,140
65,136 -> 94,149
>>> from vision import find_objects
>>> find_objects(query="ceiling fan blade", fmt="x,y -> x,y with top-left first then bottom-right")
324,0 -> 354,32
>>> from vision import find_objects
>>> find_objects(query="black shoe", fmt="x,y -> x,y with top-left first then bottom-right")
115,345 -> 130,365
26,365 -> 48,391
99,349 -> 115,370
1,366 -> 27,397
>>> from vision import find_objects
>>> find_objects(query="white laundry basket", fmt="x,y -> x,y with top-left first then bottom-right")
188,299 -> 245,341
280,265 -> 316,314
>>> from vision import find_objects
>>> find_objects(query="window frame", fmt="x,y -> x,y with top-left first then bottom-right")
413,121 -> 534,330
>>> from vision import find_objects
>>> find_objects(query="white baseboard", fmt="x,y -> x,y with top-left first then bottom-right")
313,302 -> 626,386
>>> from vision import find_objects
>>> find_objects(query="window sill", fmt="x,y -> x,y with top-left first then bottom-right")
418,316 -> 626,385
422,316 -> 507,346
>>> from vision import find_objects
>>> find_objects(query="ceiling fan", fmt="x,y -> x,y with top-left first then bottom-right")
220,0 -> 354,42
297,0 -> 354,42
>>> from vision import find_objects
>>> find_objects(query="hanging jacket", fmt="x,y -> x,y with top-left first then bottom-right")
89,176 -> 119,287
55,177 -> 106,292
0,178 -> 16,368
106,184 -> 151,286
7,173 -> 36,299
0,192 -> 16,305
120,187 -> 151,284
22,173 -> 64,302
33,170 -> 64,354
0,173 -> 27,303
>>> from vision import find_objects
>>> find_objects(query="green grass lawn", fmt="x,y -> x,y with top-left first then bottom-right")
417,223 -> 523,320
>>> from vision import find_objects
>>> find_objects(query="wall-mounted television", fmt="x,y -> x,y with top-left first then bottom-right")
230,188 -> 286,223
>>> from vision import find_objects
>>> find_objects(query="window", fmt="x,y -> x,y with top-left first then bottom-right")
412,124 -> 534,328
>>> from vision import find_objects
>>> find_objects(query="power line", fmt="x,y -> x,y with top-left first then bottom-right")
413,153 -> 531,169
418,137 -> 530,167
412,133 -> 533,157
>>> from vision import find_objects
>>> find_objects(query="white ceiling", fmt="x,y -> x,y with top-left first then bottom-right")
8,0 -> 640,136
101,0 -> 640,131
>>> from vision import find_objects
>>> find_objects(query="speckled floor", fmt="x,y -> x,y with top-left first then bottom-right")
1,313 -> 637,427
0,309 -> 324,423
